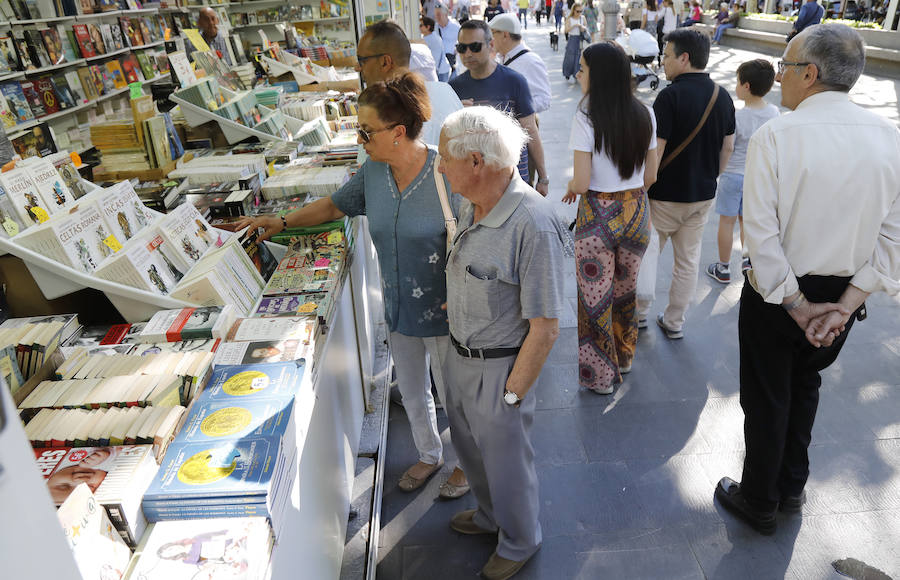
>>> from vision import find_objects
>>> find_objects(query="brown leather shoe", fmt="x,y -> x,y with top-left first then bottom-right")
481,550 -> 535,580
449,509 -> 497,535
397,459 -> 444,492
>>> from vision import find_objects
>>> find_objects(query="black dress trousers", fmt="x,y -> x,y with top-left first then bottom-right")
737,274 -> 861,511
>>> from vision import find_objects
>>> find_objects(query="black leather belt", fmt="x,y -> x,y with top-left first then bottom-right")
450,334 -> 521,359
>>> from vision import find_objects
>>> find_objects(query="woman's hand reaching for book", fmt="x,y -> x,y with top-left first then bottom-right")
235,215 -> 283,242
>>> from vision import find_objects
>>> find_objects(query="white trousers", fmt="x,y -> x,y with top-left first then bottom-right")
388,332 -> 450,465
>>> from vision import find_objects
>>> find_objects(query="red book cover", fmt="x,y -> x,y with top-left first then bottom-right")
35,77 -> 60,115
100,323 -> 132,345
72,24 -> 96,58
120,55 -> 139,83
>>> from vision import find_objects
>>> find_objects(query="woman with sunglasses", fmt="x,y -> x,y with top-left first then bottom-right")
563,42 -> 658,394
563,3 -> 588,81
235,73 -> 470,499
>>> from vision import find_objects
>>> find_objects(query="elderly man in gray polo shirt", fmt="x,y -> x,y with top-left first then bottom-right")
437,106 -> 567,580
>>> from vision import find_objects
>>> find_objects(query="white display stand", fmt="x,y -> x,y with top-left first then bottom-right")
261,54 -> 318,86
0,381 -> 81,580
171,88 -> 307,145
1,222 -> 378,580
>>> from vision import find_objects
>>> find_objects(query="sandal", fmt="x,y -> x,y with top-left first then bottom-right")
438,467 -> 470,499
398,459 -> 444,492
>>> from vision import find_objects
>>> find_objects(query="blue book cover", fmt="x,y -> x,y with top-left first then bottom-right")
143,435 -> 284,502
0,82 -> 33,123
142,502 -> 269,523
177,395 -> 295,445
202,360 -> 304,404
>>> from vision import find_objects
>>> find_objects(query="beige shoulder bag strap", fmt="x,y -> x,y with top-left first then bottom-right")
659,84 -> 720,172
433,154 -> 458,256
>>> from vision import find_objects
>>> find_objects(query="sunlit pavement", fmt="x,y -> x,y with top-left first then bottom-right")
376,21 -> 900,580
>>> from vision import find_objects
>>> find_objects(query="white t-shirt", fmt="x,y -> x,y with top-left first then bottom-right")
569,104 -> 658,192
660,6 -> 676,33
421,81 -> 465,146
642,7 -> 659,22
724,103 -> 780,175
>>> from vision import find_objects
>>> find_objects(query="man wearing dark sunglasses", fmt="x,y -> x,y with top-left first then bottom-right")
449,20 -> 550,196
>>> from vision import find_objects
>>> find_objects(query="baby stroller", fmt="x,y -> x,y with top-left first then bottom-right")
616,29 -> 660,90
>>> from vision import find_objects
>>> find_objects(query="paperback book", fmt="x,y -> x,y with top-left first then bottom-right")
34,445 -> 158,546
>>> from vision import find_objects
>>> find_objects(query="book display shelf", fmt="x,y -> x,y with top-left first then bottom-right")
0,0 -> 410,575
0,1 -> 173,153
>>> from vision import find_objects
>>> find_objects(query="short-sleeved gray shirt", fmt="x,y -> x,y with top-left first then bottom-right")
446,175 -> 567,349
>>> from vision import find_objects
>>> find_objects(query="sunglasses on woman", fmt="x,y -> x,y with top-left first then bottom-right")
357,124 -> 398,143
456,41 -> 484,53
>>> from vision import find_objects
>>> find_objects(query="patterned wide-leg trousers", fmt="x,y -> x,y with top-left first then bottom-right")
575,188 -> 650,392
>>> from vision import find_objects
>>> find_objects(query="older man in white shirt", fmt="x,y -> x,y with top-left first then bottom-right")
714,24 -> 900,536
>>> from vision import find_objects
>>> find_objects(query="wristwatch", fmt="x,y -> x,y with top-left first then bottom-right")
503,389 -> 521,406
537,177 -> 550,185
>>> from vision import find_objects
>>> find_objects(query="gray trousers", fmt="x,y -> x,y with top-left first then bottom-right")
442,347 -> 542,561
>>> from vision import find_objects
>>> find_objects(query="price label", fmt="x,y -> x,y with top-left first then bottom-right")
297,302 -> 317,313
103,235 -> 123,252
314,258 -> 331,267
2,218 -> 19,237
129,82 -> 143,99
326,231 -> 343,245
32,207 -> 50,223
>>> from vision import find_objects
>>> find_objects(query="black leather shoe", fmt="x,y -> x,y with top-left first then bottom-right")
715,477 -> 776,535
779,491 -> 807,513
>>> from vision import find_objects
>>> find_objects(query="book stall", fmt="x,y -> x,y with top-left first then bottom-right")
0,0 -> 400,576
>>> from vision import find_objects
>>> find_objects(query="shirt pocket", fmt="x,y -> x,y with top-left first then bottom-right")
464,265 -> 500,321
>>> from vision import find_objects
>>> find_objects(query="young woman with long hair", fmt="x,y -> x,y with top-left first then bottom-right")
563,42 -> 659,394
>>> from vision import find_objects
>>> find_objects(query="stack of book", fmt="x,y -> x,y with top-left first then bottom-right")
127,517 -> 274,580
138,305 -> 237,343
20,373 -> 187,409
142,361 -> 305,538
0,313 -> 79,390
24,405 -> 186,453
170,232 -> 266,316
35,444 -> 159,546
51,347 -> 215,402
260,165 -> 349,200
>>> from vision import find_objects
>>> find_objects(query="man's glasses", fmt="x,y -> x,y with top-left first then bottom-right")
777,60 -> 810,75
456,41 -> 484,54
357,124 -> 398,143
357,53 -> 386,66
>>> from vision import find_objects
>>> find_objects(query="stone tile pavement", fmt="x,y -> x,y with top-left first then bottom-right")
376,21 -> 900,580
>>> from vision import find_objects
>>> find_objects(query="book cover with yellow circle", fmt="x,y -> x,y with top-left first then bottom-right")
203,361 -> 304,403
144,437 -> 282,501
179,398 -> 295,443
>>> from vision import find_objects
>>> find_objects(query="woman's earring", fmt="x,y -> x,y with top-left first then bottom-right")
393,141 -> 399,146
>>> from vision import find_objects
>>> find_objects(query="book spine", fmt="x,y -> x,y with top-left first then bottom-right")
104,503 -> 139,547
165,307 -> 193,343
141,502 -> 269,523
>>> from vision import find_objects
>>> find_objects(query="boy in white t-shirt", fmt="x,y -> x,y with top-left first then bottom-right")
706,59 -> 780,284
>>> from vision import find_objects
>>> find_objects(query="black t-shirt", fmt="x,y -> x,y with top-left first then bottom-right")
649,72 -> 736,203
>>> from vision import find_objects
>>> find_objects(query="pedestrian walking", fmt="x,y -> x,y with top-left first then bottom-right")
563,42 -> 658,394
706,59 -> 779,284
637,28 -> 736,339
563,3 -> 587,80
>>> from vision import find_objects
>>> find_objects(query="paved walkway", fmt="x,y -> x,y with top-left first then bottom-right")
377,23 -> 900,580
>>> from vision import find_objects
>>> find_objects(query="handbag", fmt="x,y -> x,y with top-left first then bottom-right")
658,84 -> 720,172
433,154 -> 458,257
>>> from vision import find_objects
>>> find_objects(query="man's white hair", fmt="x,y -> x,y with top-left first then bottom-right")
442,106 -> 529,169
